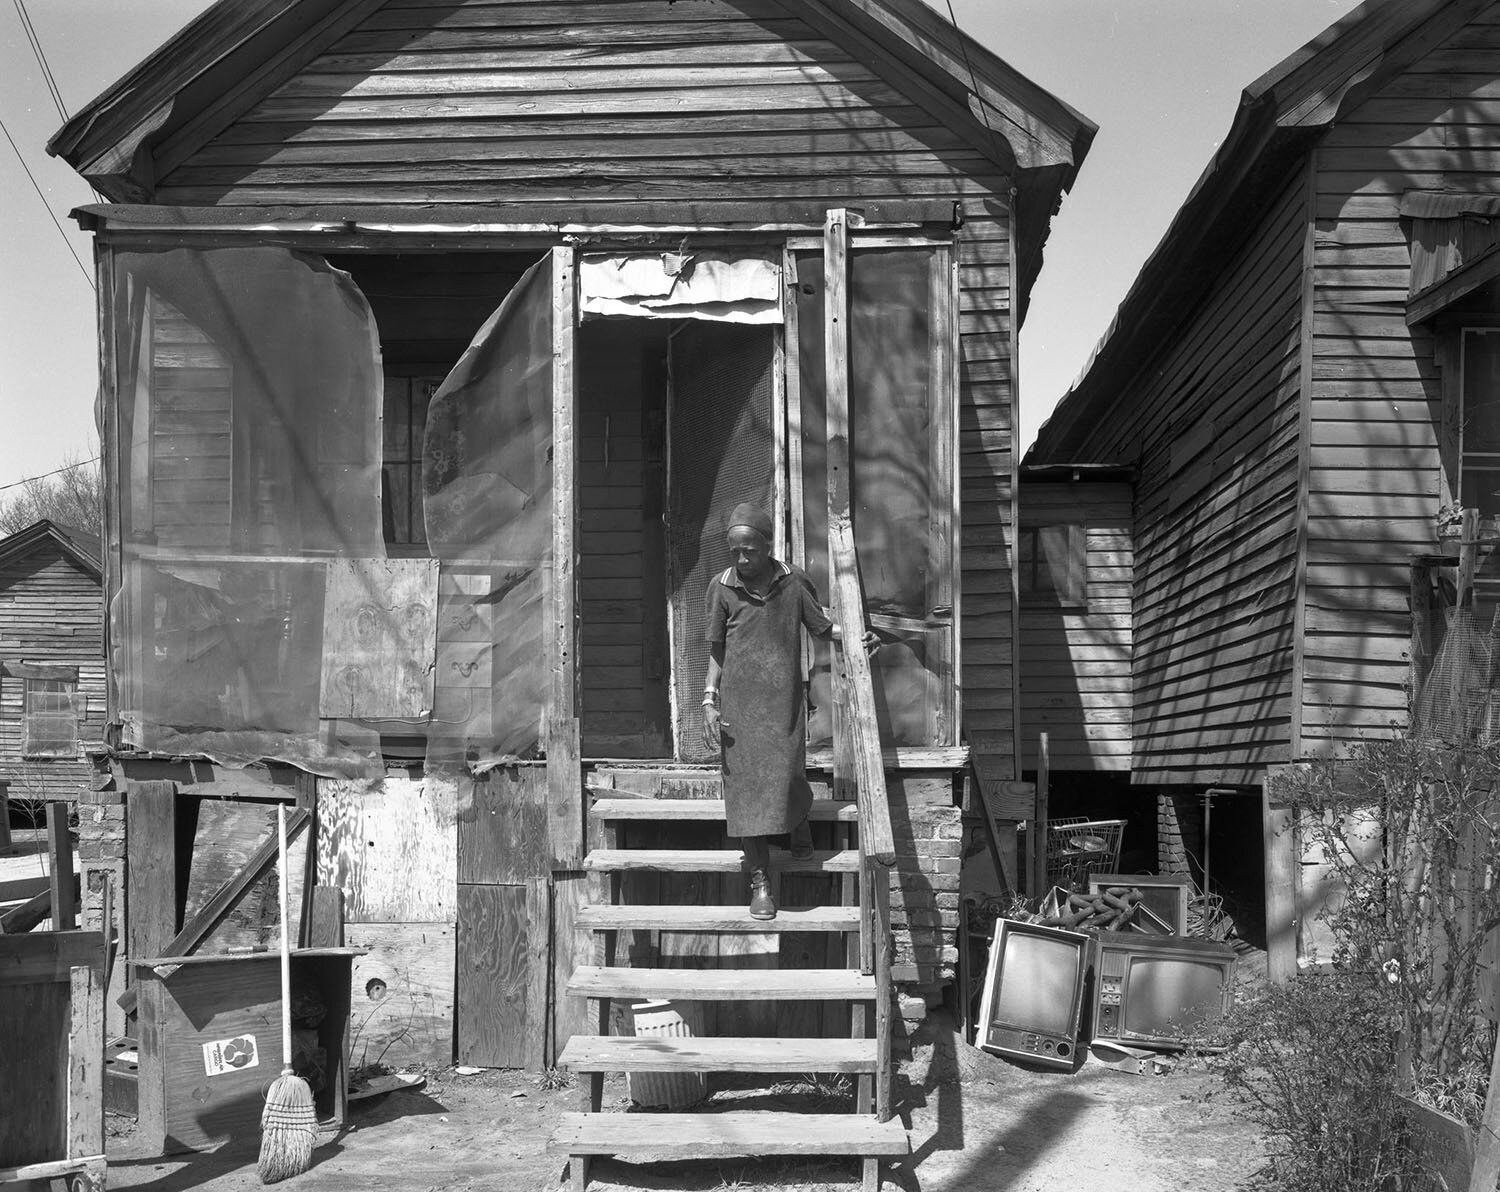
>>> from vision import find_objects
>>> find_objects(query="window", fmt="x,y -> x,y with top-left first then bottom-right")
382,375 -> 438,549
24,677 -> 79,758
1019,524 -> 1087,606
1461,329 -> 1500,518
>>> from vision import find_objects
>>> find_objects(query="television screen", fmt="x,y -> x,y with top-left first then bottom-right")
978,920 -> 1090,1069
994,932 -> 1081,1036
1122,957 -> 1229,1037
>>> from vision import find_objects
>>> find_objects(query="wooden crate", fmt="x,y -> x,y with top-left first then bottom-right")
0,931 -> 105,1189
132,948 -> 357,1155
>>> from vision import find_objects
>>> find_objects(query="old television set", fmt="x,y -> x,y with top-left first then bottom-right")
1091,933 -> 1236,1051
976,918 -> 1090,1070
1087,873 -> 1195,935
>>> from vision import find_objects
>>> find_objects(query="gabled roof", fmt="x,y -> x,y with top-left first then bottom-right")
1028,0 -> 1489,463
47,0 -> 1093,312
0,519 -> 102,581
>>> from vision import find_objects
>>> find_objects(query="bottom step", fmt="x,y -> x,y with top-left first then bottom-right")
549,1110 -> 909,1159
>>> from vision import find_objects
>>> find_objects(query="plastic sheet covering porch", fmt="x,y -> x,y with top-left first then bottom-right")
794,248 -> 956,749
107,247 -> 557,775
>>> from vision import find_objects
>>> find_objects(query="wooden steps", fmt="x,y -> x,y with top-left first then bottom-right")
591,797 -> 860,822
577,904 -> 860,932
549,1110 -> 910,1158
583,847 -> 859,873
555,772 -> 901,1191
568,965 -> 876,1001
558,1035 -> 878,1073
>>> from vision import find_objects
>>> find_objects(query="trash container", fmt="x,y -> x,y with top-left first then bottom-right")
626,999 -> 706,1109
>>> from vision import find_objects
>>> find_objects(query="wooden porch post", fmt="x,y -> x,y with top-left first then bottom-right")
547,246 -> 582,870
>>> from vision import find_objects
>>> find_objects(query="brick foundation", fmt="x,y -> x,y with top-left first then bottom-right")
1156,791 -> 1202,878
886,771 -> 962,1009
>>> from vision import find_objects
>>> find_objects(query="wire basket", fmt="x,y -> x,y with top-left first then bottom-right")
1044,817 -> 1126,891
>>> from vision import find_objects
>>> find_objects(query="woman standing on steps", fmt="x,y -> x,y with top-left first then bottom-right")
701,502 -> 876,921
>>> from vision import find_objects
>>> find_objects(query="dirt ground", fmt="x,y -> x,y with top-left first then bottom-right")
102,1010 -> 1265,1192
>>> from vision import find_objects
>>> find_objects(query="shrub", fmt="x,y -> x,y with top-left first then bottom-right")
1214,971 -> 1417,1191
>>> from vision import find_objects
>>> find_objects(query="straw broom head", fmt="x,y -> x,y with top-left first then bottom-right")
259,1068 -> 316,1183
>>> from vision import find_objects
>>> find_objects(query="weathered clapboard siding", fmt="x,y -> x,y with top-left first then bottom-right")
1047,171 -> 1307,785
1017,482 -> 1132,772
154,0 -> 1008,207
0,537 -> 105,803
152,0 -> 1021,775
1302,9 -> 1500,752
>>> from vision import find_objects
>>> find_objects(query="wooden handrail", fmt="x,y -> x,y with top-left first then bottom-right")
828,517 -> 895,868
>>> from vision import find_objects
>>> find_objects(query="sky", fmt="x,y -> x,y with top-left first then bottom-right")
0,0 -> 1368,494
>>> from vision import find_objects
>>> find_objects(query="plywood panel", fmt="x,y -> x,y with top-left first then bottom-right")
456,766 -> 549,884
319,558 -> 439,719
347,922 -> 456,1070
317,773 -> 457,922
456,882 -> 547,1069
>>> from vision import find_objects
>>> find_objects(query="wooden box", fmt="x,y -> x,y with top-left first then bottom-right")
0,931 -> 105,1189
133,948 -> 357,1155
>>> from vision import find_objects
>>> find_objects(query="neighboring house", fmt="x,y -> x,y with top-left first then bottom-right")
0,520 -> 104,805
1026,0 -> 1500,950
48,0 -> 1091,1168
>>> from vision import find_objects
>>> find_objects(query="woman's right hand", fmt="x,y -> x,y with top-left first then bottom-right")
703,703 -> 723,753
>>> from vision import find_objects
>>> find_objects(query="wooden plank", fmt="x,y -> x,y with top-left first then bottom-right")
67,964 -> 103,1166
456,882 -> 546,1070
316,773 -> 457,923
457,766 -> 549,884
309,885 -> 345,948
550,871 -> 591,1067
579,904 -> 859,932
549,245 -> 583,869
1031,734 -> 1049,898
568,966 -> 875,1001
591,798 -> 860,822
318,558 -> 439,719
1264,783 -> 1298,984
548,1110 -> 908,1157
347,921 -> 456,1070
46,805 -> 76,932
585,849 -> 860,873
127,781 -> 177,972
558,1035 -> 878,1072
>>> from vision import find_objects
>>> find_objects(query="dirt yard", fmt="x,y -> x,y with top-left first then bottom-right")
102,1010 -> 1264,1192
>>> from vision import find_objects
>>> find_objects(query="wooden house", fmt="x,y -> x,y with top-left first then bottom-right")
1025,0 -> 1500,963
50,0 -> 1092,1176
0,520 -> 105,808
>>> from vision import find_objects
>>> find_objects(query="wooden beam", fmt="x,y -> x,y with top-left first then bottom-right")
1031,734 -> 1050,898
118,807 -> 308,1015
1262,778 -> 1297,983
0,886 -> 52,934
67,964 -> 104,1166
823,208 -> 896,870
127,781 -> 177,987
47,802 -> 76,931
1411,563 -> 1433,715
548,245 -> 583,870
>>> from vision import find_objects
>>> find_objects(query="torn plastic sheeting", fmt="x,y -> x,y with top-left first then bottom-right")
423,257 -> 556,766
580,251 -> 782,323
106,246 -> 387,777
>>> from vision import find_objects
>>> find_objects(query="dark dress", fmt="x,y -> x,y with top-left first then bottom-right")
705,560 -> 834,838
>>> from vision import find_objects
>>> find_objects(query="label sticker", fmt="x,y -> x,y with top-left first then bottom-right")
202,1034 -> 260,1077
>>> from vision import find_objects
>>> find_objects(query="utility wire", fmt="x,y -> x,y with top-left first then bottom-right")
0,457 -> 100,495
944,0 -> 1012,171
0,114 -> 94,291
12,0 -> 68,123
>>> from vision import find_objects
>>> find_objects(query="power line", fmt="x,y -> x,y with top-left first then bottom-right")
0,115 -> 94,291
944,0 -> 1011,172
12,0 -> 68,123
0,457 -> 101,496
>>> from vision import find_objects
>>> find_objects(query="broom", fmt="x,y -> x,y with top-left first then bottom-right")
258,804 -> 316,1183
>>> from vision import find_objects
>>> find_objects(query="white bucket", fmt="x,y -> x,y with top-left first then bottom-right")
626,999 -> 707,1110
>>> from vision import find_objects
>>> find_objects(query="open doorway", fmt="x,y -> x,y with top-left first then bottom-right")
576,317 -> 775,760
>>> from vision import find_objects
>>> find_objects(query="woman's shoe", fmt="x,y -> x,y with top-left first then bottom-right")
749,869 -> 777,920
